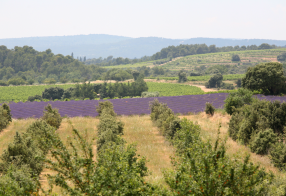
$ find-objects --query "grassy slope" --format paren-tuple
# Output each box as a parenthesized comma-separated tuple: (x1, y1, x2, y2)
(99, 48, 286, 70)
(162, 48, 286, 71)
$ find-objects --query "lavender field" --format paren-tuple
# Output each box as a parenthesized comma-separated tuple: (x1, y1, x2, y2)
(5, 93, 286, 119)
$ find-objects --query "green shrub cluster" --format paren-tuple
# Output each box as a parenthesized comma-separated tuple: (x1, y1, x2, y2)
(0, 120, 55, 195)
(0, 103, 12, 132)
(228, 98, 286, 170)
(224, 88, 253, 115)
(141, 91, 159, 98)
(42, 104, 62, 129)
(150, 100, 271, 195)
(149, 99, 181, 139)
(96, 101, 124, 151)
(205, 102, 215, 116)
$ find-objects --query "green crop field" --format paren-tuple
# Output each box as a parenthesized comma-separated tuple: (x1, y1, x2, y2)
(0, 84, 76, 103)
(146, 82, 204, 96)
(162, 48, 286, 71)
(146, 74, 245, 81)
(0, 82, 207, 103)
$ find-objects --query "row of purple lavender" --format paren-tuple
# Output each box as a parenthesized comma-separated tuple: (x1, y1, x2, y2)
(5, 93, 286, 119)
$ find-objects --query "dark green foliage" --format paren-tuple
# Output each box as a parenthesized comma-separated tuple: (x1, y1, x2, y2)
(96, 101, 116, 116)
(0, 103, 12, 132)
(228, 99, 286, 145)
(8, 77, 27, 85)
(205, 102, 215, 116)
(72, 82, 96, 100)
(235, 78, 242, 87)
(96, 105, 124, 151)
(0, 132, 44, 177)
(42, 87, 64, 100)
(0, 80, 8, 86)
(132, 70, 140, 81)
(232, 54, 241, 61)
(25, 121, 55, 154)
(61, 87, 74, 99)
(149, 99, 181, 139)
(165, 120, 269, 195)
(103, 68, 133, 81)
(178, 70, 187, 83)
(0, 164, 38, 196)
(152, 43, 277, 60)
(27, 94, 42, 102)
(250, 129, 277, 155)
(141, 91, 159, 98)
(205, 73, 223, 88)
(269, 142, 286, 170)
(242, 62, 286, 95)
(224, 88, 253, 115)
(220, 82, 235, 90)
(42, 104, 62, 129)
(277, 52, 286, 61)
(28, 79, 34, 85)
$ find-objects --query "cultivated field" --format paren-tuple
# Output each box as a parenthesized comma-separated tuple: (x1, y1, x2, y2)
(161, 48, 286, 71)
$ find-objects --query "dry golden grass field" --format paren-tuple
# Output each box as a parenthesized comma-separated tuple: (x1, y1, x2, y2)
(1, 111, 285, 194)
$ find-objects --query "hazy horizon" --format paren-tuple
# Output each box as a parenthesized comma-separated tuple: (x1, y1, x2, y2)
(1, 0, 285, 40)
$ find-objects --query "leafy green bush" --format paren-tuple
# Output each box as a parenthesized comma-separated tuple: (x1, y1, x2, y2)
(232, 54, 241, 61)
(250, 129, 277, 155)
(149, 99, 181, 139)
(269, 142, 286, 170)
(164, 120, 269, 195)
(0, 103, 12, 132)
(228, 99, 286, 144)
(221, 82, 235, 90)
(42, 104, 62, 129)
(8, 77, 27, 86)
(27, 94, 42, 102)
(0, 132, 44, 177)
(96, 101, 116, 116)
(235, 78, 242, 87)
(42, 87, 64, 100)
(141, 91, 160, 98)
(224, 88, 253, 115)
(96, 108, 124, 152)
(0, 164, 38, 196)
(205, 73, 223, 88)
(0, 80, 8, 86)
(178, 70, 187, 83)
(205, 102, 215, 116)
(277, 52, 286, 61)
(242, 62, 286, 95)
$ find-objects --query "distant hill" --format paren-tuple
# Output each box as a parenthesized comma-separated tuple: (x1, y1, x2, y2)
(1, 34, 286, 59)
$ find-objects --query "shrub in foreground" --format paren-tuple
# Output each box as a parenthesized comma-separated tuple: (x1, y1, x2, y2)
(205, 102, 215, 116)
(0, 103, 12, 132)
(96, 101, 116, 116)
(42, 104, 62, 129)
(164, 120, 269, 195)
(224, 88, 253, 115)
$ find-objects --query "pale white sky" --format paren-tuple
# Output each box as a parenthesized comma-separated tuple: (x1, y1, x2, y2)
(1, 0, 286, 40)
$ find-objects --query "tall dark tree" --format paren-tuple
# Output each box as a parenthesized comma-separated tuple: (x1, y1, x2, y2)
(242, 62, 286, 95)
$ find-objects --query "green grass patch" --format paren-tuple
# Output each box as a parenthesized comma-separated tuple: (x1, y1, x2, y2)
(0, 84, 75, 103)
(146, 82, 204, 96)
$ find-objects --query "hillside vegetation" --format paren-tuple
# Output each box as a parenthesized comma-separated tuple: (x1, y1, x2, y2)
(161, 49, 286, 72)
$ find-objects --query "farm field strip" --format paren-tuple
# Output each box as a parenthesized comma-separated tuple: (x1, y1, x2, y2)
(5, 93, 286, 119)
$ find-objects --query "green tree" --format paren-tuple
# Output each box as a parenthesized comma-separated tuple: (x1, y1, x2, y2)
(205, 73, 223, 88)
(242, 62, 286, 95)
(231, 54, 240, 61)
(178, 70, 187, 83)
(277, 52, 286, 62)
